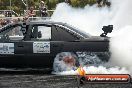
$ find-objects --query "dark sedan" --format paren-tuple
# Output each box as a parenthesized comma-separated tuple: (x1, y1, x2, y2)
(0, 21, 111, 70)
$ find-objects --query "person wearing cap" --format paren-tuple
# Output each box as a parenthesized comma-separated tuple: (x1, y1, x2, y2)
(39, 1, 48, 17)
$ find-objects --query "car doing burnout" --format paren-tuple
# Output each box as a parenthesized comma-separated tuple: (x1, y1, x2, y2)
(0, 21, 112, 69)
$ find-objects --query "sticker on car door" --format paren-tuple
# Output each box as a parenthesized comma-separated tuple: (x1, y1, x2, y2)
(33, 42, 50, 53)
(0, 43, 14, 54)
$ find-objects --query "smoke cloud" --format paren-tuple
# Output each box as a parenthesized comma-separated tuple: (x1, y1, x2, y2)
(51, 3, 110, 36)
(109, 26, 132, 73)
(51, 0, 132, 75)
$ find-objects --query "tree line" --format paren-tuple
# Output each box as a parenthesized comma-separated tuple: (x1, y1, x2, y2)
(0, 0, 97, 15)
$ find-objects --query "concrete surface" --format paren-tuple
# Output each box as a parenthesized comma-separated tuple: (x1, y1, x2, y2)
(0, 72, 132, 88)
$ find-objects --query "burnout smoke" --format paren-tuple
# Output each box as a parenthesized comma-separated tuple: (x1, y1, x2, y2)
(51, 2, 110, 36)
(51, 0, 132, 75)
(109, 26, 132, 72)
(109, 0, 132, 74)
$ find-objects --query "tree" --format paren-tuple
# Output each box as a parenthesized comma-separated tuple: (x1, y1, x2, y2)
(0, 0, 97, 15)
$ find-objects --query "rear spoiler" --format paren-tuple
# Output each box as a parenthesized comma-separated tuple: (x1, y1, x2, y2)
(100, 25, 113, 37)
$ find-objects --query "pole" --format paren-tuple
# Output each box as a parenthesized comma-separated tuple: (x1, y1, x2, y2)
(10, 0, 11, 10)
(26, 0, 28, 16)
(26, 0, 28, 11)
(9, 0, 12, 17)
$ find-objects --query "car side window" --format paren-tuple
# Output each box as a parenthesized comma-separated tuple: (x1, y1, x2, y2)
(52, 25, 79, 41)
(32, 25, 51, 40)
(6, 26, 23, 36)
(5, 25, 24, 40)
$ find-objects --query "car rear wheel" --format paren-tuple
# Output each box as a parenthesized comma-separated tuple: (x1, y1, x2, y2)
(53, 52, 79, 72)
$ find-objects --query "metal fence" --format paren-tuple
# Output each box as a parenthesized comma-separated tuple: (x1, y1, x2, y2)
(0, 10, 19, 17)
(0, 17, 52, 28)
(0, 10, 54, 18)
(24, 10, 54, 17)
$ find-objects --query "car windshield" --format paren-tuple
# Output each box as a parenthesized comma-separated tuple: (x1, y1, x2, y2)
(0, 23, 10, 29)
(0, 23, 12, 33)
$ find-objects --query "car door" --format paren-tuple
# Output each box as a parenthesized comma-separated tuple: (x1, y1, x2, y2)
(0, 24, 27, 67)
(51, 24, 79, 54)
(24, 24, 53, 68)
(51, 24, 109, 52)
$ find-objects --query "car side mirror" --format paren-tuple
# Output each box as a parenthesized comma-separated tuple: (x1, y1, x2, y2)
(38, 31, 42, 38)
(21, 28, 26, 34)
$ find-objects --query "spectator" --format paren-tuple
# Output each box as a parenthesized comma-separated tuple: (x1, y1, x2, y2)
(17, 18, 20, 22)
(96, 0, 111, 7)
(0, 19, 2, 28)
(26, 6, 36, 21)
(23, 16, 28, 22)
(97, 0, 105, 7)
(27, 6, 36, 17)
(39, 1, 48, 17)
(65, 0, 71, 5)
(0, 19, 7, 27)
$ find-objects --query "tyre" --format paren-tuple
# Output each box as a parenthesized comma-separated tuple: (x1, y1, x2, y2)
(53, 52, 79, 72)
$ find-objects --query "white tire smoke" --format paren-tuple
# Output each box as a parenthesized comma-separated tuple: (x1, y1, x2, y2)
(109, 26, 132, 73)
(51, 0, 132, 75)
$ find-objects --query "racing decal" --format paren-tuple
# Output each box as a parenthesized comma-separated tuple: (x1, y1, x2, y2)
(33, 42, 50, 53)
(0, 43, 14, 54)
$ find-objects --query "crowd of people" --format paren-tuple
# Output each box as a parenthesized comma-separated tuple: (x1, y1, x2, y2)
(0, 0, 111, 28)
(96, 0, 111, 7)
(0, 18, 22, 28)
(0, 0, 49, 28)
(24, 1, 49, 20)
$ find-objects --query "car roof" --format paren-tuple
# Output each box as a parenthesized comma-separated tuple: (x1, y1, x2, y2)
(0, 21, 91, 38)
(28, 21, 91, 37)
(27, 20, 64, 25)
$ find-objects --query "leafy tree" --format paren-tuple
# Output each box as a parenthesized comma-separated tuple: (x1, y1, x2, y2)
(0, 0, 97, 15)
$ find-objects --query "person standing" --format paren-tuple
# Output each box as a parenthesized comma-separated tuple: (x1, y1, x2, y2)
(96, 0, 110, 7)
(28, 6, 36, 17)
(25, 6, 36, 21)
(0, 19, 2, 28)
(39, 1, 48, 17)
(65, 0, 71, 5)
